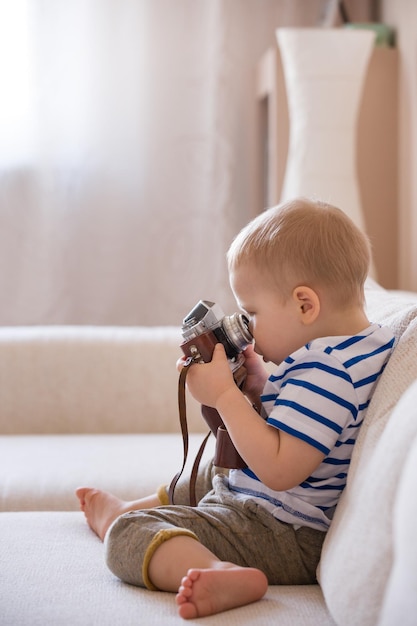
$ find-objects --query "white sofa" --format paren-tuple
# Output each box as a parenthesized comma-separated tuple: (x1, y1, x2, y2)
(1, 279, 417, 625)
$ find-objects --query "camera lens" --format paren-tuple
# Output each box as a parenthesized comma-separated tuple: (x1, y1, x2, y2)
(222, 313, 253, 353)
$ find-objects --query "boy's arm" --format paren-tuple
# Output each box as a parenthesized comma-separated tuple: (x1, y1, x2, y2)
(183, 344, 325, 491)
(216, 386, 325, 491)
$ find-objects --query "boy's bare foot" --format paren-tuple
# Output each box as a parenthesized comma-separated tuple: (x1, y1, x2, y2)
(76, 488, 133, 541)
(175, 564, 268, 619)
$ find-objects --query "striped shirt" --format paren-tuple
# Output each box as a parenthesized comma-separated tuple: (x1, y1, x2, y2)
(228, 323, 395, 531)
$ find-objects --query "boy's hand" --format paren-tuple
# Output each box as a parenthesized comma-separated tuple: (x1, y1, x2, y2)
(177, 343, 236, 408)
(241, 344, 268, 403)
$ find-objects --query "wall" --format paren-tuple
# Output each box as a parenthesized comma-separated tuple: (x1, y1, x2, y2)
(380, 0, 417, 290)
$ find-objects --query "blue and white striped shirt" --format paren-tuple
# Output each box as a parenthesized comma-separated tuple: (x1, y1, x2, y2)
(228, 323, 395, 531)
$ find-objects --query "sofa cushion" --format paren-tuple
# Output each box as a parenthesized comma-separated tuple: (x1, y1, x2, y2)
(364, 278, 417, 339)
(0, 433, 215, 511)
(378, 427, 417, 626)
(318, 325, 417, 626)
(0, 325, 204, 435)
(0, 511, 336, 625)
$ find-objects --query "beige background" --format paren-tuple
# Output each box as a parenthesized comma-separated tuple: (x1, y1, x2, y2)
(0, 1, 413, 327)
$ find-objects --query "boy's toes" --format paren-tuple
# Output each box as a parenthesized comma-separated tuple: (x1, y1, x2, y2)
(75, 487, 92, 507)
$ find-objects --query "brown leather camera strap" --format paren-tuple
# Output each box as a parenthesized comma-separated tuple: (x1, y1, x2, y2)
(168, 358, 211, 506)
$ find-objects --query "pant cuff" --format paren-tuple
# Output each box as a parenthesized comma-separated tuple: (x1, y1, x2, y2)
(156, 484, 169, 506)
(142, 528, 199, 590)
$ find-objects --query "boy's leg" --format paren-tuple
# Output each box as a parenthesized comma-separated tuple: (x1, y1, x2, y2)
(148, 534, 268, 619)
(75, 488, 162, 541)
(105, 508, 268, 619)
(160, 457, 217, 506)
(75, 458, 216, 540)
(105, 475, 324, 590)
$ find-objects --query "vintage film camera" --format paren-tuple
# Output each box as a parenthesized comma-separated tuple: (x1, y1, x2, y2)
(180, 300, 253, 468)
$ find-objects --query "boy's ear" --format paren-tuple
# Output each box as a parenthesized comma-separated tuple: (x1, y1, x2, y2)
(292, 286, 320, 325)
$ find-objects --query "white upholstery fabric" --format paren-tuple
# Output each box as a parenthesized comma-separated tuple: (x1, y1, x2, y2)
(0, 325, 214, 513)
(0, 433, 215, 512)
(0, 325, 204, 435)
(0, 511, 335, 626)
(378, 429, 417, 626)
(318, 291, 417, 626)
(364, 278, 417, 339)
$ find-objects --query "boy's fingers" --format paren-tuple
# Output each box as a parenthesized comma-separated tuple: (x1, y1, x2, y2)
(213, 343, 227, 359)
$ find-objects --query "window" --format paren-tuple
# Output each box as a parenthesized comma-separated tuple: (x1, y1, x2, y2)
(0, 1, 35, 167)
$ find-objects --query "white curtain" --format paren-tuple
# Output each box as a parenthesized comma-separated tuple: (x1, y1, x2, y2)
(0, 0, 324, 326)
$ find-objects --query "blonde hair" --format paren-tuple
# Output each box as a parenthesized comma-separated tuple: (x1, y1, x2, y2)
(227, 198, 371, 307)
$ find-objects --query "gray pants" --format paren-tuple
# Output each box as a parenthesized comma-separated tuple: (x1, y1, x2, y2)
(105, 462, 325, 590)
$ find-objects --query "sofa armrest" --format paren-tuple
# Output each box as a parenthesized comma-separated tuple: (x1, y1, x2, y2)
(0, 326, 205, 435)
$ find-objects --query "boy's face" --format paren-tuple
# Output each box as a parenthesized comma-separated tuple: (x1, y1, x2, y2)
(230, 265, 307, 365)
